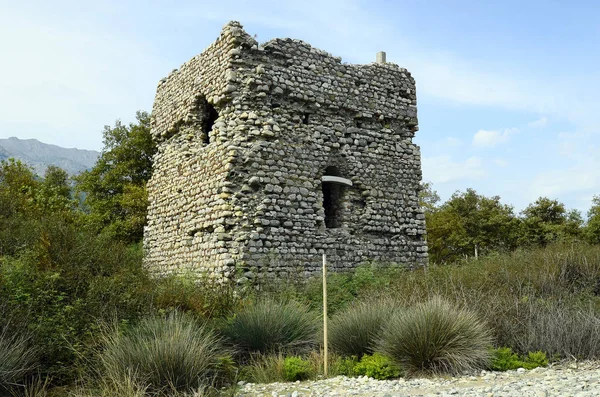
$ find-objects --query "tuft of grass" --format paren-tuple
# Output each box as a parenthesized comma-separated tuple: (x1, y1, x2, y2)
(377, 297, 493, 376)
(240, 351, 352, 383)
(0, 329, 38, 394)
(70, 373, 148, 397)
(224, 299, 319, 356)
(98, 311, 228, 395)
(239, 353, 286, 384)
(329, 298, 400, 357)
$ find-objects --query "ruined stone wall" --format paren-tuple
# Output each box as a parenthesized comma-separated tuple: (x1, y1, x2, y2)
(144, 21, 428, 281)
(144, 23, 253, 277)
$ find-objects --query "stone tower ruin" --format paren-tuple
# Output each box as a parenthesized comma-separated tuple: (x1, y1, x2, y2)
(144, 21, 428, 280)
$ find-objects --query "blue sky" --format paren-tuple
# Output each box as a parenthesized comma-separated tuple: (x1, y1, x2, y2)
(1, 0, 598, 214)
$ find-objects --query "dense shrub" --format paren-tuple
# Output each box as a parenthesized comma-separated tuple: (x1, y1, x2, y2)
(283, 356, 312, 381)
(152, 274, 242, 319)
(332, 356, 359, 377)
(522, 351, 549, 369)
(98, 311, 228, 395)
(489, 347, 548, 371)
(496, 299, 600, 359)
(224, 299, 319, 355)
(0, 230, 153, 382)
(295, 264, 404, 314)
(353, 353, 401, 380)
(329, 298, 399, 357)
(377, 297, 493, 376)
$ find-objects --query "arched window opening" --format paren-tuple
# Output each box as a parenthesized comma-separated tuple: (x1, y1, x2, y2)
(321, 166, 351, 229)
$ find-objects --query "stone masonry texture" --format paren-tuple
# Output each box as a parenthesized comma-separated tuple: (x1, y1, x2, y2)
(143, 21, 428, 281)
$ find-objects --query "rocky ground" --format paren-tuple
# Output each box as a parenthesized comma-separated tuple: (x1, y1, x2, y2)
(236, 362, 600, 396)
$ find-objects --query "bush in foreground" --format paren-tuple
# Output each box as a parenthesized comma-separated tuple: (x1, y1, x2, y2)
(283, 356, 312, 381)
(353, 353, 401, 380)
(329, 298, 399, 357)
(98, 311, 227, 395)
(489, 347, 548, 371)
(0, 328, 38, 394)
(0, 327, 38, 395)
(224, 299, 319, 356)
(377, 297, 493, 376)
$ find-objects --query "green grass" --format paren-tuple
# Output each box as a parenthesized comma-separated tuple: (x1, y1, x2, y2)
(377, 297, 493, 376)
(98, 311, 227, 395)
(0, 328, 38, 394)
(328, 298, 400, 357)
(223, 299, 319, 356)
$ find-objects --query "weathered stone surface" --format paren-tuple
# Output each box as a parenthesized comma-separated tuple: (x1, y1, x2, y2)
(143, 21, 428, 280)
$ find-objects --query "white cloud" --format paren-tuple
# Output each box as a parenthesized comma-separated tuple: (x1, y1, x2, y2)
(410, 54, 600, 132)
(529, 166, 599, 199)
(493, 158, 509, 167)
(528, 116, 548, 128)
(472, 128, 518, 148)
(430, 137, 462, 152)
(422, 155, 485, 184)
(528, 131, 600, 209)
(444, 137, 462, 147)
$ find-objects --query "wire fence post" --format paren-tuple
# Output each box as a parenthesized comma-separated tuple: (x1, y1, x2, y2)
(323, 252, 328, 377)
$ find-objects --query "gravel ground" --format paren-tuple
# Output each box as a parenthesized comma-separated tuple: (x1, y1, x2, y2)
(236, 362, 600, 396)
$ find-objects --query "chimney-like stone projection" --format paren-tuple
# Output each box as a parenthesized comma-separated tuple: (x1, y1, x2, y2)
(143, 21, 428, 281)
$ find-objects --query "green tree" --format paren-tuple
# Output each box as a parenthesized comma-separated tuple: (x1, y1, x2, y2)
(585, 195, 600, 244)
(36, 165, 75, 215)
(426, 189, 519, 263)
(75, 111, 156, 243)
(519, 197, 582, 246)
(0, 160, 77, 258)
(419, 181, 440, 214)
(42, 166, 70, 199)
(0, 159, 38, 216)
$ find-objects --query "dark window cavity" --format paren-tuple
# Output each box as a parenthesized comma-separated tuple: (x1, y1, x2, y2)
(322, 166, 344, 229)
(201, 100, 218, 145)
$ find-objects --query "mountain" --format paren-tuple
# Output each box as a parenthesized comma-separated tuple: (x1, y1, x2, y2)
(0, 137, 100, 176)
(0, 145, 9, 162)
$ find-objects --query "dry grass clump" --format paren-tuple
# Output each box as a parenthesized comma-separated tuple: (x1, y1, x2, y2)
(223, 299, 319, 356)
(377, 297, 493, 376)
(329, 298, 400, 357)
(0, 328, 38, 394)
(98, 311, 226, 395)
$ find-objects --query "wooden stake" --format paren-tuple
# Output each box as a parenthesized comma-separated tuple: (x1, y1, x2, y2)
(323, 253, 328, 377)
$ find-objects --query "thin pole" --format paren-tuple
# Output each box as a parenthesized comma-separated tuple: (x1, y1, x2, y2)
(323, 253, 328, 377)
